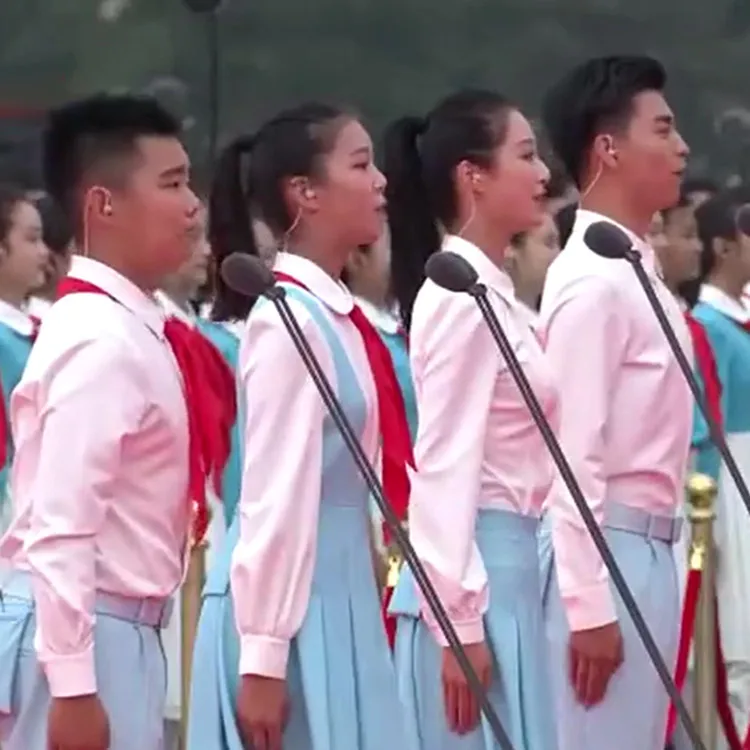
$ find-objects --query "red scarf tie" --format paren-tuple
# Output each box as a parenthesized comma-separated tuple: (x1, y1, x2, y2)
(684, 311, 722, 430)
(57, 277, 237, 542)
(274, 272, 414, 525)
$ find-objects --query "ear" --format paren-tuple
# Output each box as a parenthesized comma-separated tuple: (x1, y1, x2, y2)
(455, 160, 484, 195)
(591, 133, 619, 171)
(85, 185, 114, 218)
(286, 176, 320, 215)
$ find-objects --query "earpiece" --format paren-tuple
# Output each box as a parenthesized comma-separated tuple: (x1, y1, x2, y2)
(303, 188, 315, 200)
(604, 135, 617, 158)
(102, 199, 113, 216)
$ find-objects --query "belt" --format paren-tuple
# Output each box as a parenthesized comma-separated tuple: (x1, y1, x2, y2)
(0, 571, 173, 629)
(603, 503, 682, 544)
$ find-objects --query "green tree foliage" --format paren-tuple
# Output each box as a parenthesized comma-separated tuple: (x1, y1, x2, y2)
(0, 0, 749, 180)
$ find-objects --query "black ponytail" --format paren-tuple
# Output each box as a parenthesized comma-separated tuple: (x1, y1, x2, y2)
(209, 134, 256, 321)
(384, 116, 439, 331)
(384, 90, 513, 331)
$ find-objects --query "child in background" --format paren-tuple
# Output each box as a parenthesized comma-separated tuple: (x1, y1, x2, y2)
(504, 211, 560, 318)
(0, 186, 49, 533)
(27, 196, 74, 319)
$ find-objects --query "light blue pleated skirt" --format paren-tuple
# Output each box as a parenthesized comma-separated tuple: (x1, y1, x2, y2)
(187, 501, 411, 750)
(388, 508, 558, 750)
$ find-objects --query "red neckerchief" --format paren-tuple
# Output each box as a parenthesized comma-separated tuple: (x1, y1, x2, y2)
(684, 311, 723, 430)
(57, 277, 236, 542)
(275, 272, 414, 530)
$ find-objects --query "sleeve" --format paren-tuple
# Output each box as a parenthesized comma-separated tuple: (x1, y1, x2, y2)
(230, 301, 327, 679)
(542, 276, 628, 632)
(20, 338, 146, 698)
(408, 292, 500, 646)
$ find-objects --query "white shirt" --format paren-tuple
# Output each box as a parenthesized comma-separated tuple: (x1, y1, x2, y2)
(0, 256, 191, 698)
(230, 252, 378, 678)
(408, 234, 559, 645)
(540, 209, 693, 631)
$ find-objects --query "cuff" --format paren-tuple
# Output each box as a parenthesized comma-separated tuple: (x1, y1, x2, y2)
(428, 615, 485, 647)
(239, 634, 290, 679)
(562, 579, 618, 632)
(42, 645, 97, 698)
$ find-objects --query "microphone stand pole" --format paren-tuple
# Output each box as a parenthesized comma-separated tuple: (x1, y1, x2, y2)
(465, 281, 707, 750)
(263, 285, 516, 750)
(624, 247, 750, 517)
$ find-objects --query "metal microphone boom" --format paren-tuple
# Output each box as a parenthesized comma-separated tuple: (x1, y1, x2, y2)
(221, 252, 516, 750)
(425, 250, 707, 750)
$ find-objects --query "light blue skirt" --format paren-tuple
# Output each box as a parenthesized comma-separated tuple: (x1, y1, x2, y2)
(187, 502, 411, 750)
(389, 508, 558, 750)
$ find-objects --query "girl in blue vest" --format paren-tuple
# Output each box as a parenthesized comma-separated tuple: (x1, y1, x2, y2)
(0, 185, 49, 533)
(691, 188, 750, 740)
(187, 102, 414, 750)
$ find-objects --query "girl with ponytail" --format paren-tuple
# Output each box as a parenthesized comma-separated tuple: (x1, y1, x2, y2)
(187, 103, 413, 750)
(384, 90, 559, 750)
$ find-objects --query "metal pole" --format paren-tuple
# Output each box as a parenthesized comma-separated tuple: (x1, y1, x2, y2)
(688, 473, 718, 750)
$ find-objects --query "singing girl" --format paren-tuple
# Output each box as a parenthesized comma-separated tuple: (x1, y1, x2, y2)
(187, 102, 413, 750)
(384, 89, 558, 750)
(0, 186, 48, 533)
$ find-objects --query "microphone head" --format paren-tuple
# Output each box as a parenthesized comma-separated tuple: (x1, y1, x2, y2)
(220, 253, 276, 298)
(737, 204, 750, 237)
(583, 222, 633, 260)
(425, 252, 479, 293)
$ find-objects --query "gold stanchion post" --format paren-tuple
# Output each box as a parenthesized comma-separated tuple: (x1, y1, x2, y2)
(687, 472, 718, 750)
(178, 507, 209, 750)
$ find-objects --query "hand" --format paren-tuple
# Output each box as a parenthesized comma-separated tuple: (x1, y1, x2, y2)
(568, 621, 624, 707)
(441, 641, 492, 735)
(47, 694, 110, 750)
(237, 674, 289, 750)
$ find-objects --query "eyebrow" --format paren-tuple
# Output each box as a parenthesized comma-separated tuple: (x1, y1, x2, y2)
(160, 164, 189, 179)
(654, 114, 674, 126)
(349, 146, 371, 157)
(516, 137, 536, 147)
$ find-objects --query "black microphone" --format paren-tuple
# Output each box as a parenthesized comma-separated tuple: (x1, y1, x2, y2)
(220, 253, 516, 750)
(425, 250, 706, 750)
(584, 220, 750, 524)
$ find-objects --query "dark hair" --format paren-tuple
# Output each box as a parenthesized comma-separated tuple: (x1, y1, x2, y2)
(35, 195, 73, 256)
(682, 177, 718, 200)
(546, 163, 574, 201)
(554, 203, 578, 247)
(0, 184, 31, 245)
(42, 93, 182, 226)
(542, 56, 667, 188)
(384, 89, 513, 329)
(694, 186, 750, 282)
(208, 102, 350, 322)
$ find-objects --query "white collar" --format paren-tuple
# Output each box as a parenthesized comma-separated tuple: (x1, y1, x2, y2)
(699, 283, 750, 324)
(573, 209, 659, 277)
(67, 256, 166, 339)
(273, 252, 353, 315)
(442, 234, 518, 305)
(353, 296, 400, 334)
(154, 290, 196, 327)
(0, 299, 34, 337)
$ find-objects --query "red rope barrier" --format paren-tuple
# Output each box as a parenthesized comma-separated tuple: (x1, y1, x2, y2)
(667, 568, 703, 742)
(666, 569, 750, 748)
(713, 597, 750, 749)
